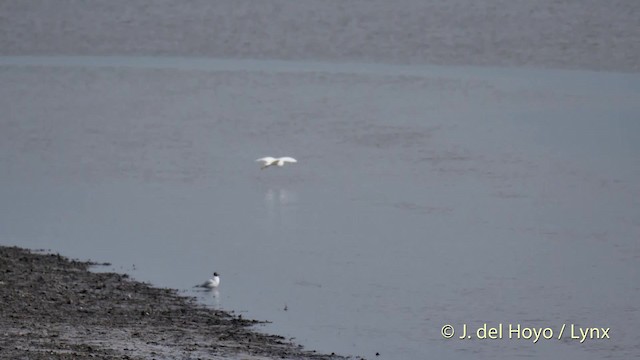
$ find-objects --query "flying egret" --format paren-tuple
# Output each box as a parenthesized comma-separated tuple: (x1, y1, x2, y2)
(195, 272, 220, 289)
(256, 156, 297, 169)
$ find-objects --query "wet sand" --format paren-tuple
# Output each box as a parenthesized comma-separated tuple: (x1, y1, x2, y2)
(0, 245, 347, 359)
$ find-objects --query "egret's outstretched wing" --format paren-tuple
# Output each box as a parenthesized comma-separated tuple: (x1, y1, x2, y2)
(278, 157, 297, 163)
(256, 157, 276, 164)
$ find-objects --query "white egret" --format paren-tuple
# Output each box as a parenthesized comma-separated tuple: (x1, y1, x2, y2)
(256, 156, 297, 169)
(195, 272, 220, 289)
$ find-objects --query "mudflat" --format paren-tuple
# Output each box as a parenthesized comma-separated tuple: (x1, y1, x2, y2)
(0, 246, 346, 359)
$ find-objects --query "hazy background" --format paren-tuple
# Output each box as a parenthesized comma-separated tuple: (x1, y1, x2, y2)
(1, 1, 639, 359)
(1, 0, 639, 72)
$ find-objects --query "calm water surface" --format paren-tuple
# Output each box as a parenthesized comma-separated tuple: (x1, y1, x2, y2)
(1, 56, 639, 359)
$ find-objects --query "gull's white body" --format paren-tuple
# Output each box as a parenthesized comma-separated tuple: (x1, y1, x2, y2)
(256, 156, 297, 169)
(196, 272, 220, 289)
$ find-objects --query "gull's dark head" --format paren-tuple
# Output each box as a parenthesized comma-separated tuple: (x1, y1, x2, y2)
(213, 272, 219, 277)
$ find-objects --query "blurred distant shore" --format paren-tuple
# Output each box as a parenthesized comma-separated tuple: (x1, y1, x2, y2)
(1, 0, 638, 72)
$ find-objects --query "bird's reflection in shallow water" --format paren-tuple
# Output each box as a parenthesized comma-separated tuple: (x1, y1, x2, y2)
(264, 187, 297, 204)
(264, 187, 298, 229)
(193, 287, 221, 309)
(208, 288, 221, 310)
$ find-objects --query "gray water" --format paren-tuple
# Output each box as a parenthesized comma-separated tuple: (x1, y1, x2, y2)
(1, 56, 639, 359)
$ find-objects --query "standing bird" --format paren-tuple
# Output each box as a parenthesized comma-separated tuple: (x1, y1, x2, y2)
(256, 156, 297, 169)
(195, 272, 220, 289)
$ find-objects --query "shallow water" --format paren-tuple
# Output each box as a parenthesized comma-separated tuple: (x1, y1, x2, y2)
(1, 56, 639, 359)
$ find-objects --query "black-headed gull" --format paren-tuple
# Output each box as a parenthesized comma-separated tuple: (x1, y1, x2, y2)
(195, 272, 220, 289)
(256, 156, 297, 169)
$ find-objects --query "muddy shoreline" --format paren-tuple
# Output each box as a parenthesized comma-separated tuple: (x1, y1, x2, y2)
(0, 246, 348, 359)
